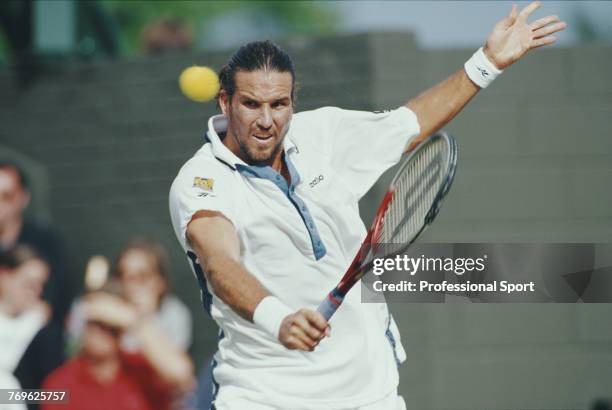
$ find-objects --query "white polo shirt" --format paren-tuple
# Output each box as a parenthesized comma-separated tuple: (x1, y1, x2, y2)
(169, 106, 420, 409)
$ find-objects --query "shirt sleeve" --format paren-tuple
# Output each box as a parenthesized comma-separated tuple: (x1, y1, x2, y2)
(169, 157, 238, 251)
(307, 106, 420, 199)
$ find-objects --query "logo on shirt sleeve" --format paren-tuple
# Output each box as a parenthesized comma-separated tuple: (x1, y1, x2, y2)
(193, 177, 215, 196)
(193, 176, 214, 191)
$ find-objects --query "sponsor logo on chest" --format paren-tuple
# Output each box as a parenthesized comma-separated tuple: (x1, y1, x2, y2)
(309, 174, 324, 188)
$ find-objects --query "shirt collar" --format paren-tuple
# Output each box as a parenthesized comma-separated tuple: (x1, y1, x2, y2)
(206, 115, 245, 170)
(206, 114, 299, 170)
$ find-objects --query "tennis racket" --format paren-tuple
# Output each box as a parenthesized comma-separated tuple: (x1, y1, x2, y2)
(317, 131, 458, 320)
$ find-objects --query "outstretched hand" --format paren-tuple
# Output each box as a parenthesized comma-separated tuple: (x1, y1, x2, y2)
(484, 1, 567, 70)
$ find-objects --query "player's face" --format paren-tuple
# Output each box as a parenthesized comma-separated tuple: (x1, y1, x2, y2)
(220, 69, 293, 168)
(0, 169, 29, 228)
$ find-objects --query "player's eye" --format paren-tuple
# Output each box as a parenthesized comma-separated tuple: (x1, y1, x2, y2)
(243, 100, 258, 108)
(272, 100, 288, 109)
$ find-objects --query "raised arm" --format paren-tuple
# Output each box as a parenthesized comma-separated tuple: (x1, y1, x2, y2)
(83, 293, 194, 391)
(406, 1, 566, 149)
(187, 210, 329, 351)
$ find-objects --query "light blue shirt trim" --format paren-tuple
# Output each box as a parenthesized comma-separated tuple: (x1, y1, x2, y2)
(235, 155, 327, 260)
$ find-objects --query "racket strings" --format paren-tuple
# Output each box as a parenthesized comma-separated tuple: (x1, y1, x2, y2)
(381, 140, 448, 244)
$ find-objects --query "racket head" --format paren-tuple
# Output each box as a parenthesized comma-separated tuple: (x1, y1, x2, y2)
(379, 131, 457, 248)
(335, 132, 457, 295)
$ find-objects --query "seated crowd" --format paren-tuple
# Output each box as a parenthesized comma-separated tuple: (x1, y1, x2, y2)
(0, 162, 205, 410)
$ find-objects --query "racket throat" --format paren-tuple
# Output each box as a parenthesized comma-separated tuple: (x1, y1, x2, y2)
(328, 288, 345, 305)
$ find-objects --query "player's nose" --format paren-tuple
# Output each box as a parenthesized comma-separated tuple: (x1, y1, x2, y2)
(256, 106, 273, 129)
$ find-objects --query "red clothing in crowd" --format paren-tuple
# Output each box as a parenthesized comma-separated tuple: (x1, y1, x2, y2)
(41, 352, 172, 410)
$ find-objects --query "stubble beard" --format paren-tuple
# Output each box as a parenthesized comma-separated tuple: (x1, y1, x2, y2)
(235, 133, 285, 167)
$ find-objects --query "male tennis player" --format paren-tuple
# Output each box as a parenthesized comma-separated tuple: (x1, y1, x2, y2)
(169, 3, 565, 409)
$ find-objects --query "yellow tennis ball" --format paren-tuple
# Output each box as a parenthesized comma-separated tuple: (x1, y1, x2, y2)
(179, 66, 220, 102)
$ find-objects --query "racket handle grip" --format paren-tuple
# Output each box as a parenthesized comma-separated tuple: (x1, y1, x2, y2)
(317, 289, 345, 321)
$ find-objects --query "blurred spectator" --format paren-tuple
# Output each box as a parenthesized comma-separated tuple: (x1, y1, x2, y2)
(141, 18, 193, 56)
(0, 372, 26, 410)
(194, 359, 215, 410)
(0, 162, 73, 326)
(0, 245, 64, 409)
(43, 288, 194, 410)
(67, 240, 192, 353)
(116, 240, 192, 352)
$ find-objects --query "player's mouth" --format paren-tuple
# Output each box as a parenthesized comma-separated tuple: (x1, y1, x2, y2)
(252, 134, 274, 146)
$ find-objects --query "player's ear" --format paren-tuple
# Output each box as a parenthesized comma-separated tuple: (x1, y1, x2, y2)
(218, 89, 230, 116)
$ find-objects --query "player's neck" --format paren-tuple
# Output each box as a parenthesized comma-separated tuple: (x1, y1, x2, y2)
(270, 152, 285, 175)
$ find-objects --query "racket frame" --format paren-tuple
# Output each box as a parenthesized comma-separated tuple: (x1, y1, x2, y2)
(317, 132, 458, 320)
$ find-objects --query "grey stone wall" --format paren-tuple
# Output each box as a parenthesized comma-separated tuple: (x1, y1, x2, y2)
(1, 32, 610, 409)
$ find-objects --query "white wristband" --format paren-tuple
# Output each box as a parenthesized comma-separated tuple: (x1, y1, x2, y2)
(253, 296, 293, 340)
(464, 47, 503, 89)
